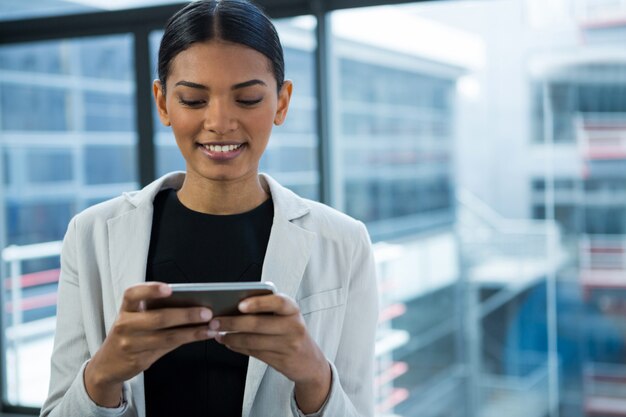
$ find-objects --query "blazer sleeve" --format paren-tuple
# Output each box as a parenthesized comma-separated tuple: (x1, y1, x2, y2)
(40, 217, 133, 417)
(291, 221, 379, 417)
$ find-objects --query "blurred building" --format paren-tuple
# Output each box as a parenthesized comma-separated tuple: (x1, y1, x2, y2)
(529, 2, 626, 415)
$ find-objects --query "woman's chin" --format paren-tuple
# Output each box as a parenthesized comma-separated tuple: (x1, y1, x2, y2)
(187, 166, 257, 184)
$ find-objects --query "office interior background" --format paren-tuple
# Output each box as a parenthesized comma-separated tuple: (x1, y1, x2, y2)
(0, 0, 625, 415)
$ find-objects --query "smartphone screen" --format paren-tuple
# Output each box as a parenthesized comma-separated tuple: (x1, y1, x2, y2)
(145, 281, 277, 316)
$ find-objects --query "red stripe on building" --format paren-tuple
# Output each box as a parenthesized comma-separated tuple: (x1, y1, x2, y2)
(5, 292, 57, 312)
(5, 269, 60, 289)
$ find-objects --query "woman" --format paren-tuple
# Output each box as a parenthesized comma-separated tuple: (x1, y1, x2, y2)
(40, 1, 378, 416)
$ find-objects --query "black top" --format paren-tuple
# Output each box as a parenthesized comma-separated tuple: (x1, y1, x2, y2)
(144, 188, 274, 417)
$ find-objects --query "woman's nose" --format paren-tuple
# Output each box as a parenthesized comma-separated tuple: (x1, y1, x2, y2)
(203, 100, 237, 134)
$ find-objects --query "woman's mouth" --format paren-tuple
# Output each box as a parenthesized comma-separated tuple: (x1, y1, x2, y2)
(197, 142, 246, 161)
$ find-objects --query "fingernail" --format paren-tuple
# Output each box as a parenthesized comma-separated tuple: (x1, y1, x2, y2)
(200, 309, 211, 321)
(207, 330, 218, 338)
(160, 285, 171, 295)
(238, 301, 249, 312)
(209, 319, 220, 330)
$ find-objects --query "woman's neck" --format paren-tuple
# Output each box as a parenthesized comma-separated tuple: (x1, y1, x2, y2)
(176, 171, 269, 215)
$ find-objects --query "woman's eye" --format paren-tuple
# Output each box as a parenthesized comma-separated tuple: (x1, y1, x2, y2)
(178, 98, 205, 107)
(237, 98, 263, 106)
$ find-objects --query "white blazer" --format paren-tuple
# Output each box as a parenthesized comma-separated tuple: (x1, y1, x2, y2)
(40, 172, 379, 417)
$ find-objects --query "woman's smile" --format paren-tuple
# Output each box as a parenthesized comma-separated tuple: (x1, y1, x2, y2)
(197, 141, 247, 161)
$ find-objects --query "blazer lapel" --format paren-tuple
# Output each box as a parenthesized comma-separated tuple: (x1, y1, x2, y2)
(106, 172, 184, 417)
(107, 201, 155, 417)
(107, 203, 154, 313)
(107, 172, 184, 312)
(242, 175, 316, 417)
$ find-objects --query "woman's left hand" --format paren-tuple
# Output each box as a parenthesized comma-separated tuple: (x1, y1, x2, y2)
(209, 293, 331, 413)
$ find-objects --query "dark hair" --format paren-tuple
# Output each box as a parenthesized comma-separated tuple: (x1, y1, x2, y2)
(158, 0, 284, 94)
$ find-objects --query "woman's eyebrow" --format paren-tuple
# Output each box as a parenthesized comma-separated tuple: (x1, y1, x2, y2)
(173, 79, 267, 91)
(231, 79, 267, 90)
(174, 80, 208, 90)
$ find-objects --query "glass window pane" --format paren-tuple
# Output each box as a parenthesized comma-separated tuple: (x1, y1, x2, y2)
(78, 37, 133, 80)
(0, 34, 138, 408)
(0, 41, 64, 74)
(330, 7, 462, 416)
(334, 51, 455, 238)
(1, 85, 68, 131)
(84, 145, 136, 185)
(84, 92, 135, 131)
(26, 149, 73, 183)
(333, 1, 626, 417)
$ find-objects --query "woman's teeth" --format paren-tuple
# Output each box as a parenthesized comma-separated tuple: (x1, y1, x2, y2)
(203, 144, 242, 152)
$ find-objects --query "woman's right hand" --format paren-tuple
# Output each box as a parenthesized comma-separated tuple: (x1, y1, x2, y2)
(84, 282, 216, 407)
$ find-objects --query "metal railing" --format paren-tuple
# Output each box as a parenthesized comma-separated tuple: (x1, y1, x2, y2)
(579, 234, 626, 300)
(480, 353, 551, 417)
(575, 113, 626, 160)
(2, 241, 62, 405)
(579, 234, 626, 270)
(2, 241, 61, 329)
(584, 362, 626, 416)
(455, 188, 563, 417)
(456, 187, 562, 266)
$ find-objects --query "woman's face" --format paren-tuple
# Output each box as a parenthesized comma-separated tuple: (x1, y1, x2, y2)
(154, 41, 292, 184)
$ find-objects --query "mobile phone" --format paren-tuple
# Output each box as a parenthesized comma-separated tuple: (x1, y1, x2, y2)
(145, 281, 277, 316)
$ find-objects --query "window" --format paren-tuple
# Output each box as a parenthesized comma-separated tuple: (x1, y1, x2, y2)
(331, 20, 456, 240)
(330, 8, 463, 415)
(1, 85, 68, 131)
(0, 35, 138, 408)
(333, 1, 626, 416)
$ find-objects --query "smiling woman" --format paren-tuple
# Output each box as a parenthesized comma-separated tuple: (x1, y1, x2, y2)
(153, 40, 292, 204)
(39, 1, 378, 417)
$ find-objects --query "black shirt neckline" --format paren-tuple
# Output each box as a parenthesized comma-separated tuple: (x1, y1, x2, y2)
(168, 188, 274, 219)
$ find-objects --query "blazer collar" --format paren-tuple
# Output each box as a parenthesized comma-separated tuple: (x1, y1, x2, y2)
(107, 172, 316, 417)
(121, 171, 185, 209)
(120, 171, 311, 222)
(259, 173, 310, 222)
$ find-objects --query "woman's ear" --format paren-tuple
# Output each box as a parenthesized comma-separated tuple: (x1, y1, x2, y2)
(153, 80, 171, 127)
(274, 80, 293, 126)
